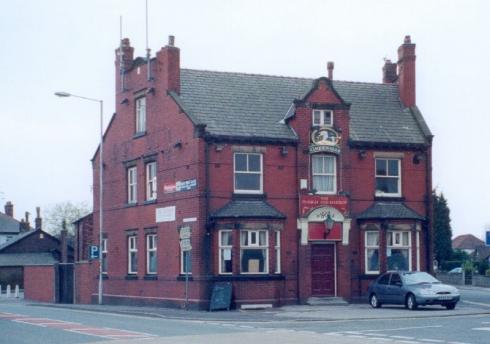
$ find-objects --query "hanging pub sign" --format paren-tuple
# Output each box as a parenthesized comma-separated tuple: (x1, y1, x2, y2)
(299, 194, 348, 216)
(309, 127, 341, 154)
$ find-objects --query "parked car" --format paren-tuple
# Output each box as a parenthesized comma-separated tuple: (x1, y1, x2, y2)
(448, 267, 463, 274)
(368, 271, 460, 310)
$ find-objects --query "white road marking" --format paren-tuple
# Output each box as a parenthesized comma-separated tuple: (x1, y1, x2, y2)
(358, 325, 443, 332)
(472, 327, 490, 331)
(419, 339, 444, 343)
(391, 335, 415, 339)
(448, 342, 473, 344)
(461, 300, 490, 307)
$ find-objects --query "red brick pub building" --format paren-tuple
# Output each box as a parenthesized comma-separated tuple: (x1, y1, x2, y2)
(75, 35, 433, 309)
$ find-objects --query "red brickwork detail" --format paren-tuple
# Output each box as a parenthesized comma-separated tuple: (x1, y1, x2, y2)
(24, 266, 55, 302)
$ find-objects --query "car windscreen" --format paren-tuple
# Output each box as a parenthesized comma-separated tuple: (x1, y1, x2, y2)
(402, 272, 440, 285)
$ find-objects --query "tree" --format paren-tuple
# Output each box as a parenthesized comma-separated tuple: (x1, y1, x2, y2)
(432, 191, 453, 264)
(44, 201, 91, 238)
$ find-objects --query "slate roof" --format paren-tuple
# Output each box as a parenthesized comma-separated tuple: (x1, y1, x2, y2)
(174, 69, 431, 145)
(0, 212, 21, 234)
(452, 234, 484, 250)
(210, 199, 286, 219)
(357, 202, 425, 220)
(0, 252, 58, 266)
(0, 230, 36, 251)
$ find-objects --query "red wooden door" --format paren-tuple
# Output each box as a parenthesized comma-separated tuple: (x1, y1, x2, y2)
(311, 244, 335, 296)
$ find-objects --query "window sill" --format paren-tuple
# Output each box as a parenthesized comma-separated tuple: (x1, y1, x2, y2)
(144, 275, 158, 280)
(133, 131, 147, 139)
(143, 199, 157, 205)
(125, 202, 138, 208)
(232, 193, 266, 199)
(177, 275, 193, 281)
(212, 274, 285, 282)
(125, 274, 138, 280)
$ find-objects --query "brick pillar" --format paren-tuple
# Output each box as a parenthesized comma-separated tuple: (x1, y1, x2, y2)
(61, 220, 68, 263)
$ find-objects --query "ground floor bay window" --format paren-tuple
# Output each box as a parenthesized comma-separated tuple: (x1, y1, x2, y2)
(386, 231, 411, 271)
(216, 227, 282, 275)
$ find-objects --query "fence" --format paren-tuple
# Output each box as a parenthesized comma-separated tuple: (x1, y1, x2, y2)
(0, 284, 23, 298)
(437, 272, 490, 287)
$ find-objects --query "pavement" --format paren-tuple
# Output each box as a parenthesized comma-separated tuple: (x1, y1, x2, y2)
(11, 286, 489, 324)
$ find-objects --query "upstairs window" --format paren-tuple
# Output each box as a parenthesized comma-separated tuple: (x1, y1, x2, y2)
(234, 153, 263, 194)
(146, 162, 157, 201)
(312, 109, 333, 126)
(375, 158, 401, 197)
(127, 166, 137, 204)
(135, 97, 146, 133)
(312, 155, 336, 194)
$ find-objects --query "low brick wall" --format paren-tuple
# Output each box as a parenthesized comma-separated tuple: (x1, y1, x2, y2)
(24, 265, 55, 302)
(436, 272, 464, 285)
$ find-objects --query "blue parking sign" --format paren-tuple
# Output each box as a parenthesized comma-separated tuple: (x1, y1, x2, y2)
(90, 245, 99, 259)
(486, 231, 490, 246)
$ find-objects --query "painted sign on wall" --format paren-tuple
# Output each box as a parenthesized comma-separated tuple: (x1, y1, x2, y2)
(164, 179, 197, 193)
(299, 194, 348, 216)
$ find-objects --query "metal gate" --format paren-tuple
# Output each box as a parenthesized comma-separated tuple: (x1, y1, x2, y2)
(57, 263, 74, 303)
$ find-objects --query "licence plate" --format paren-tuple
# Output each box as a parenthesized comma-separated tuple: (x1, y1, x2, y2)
(438, 295, 452, 300)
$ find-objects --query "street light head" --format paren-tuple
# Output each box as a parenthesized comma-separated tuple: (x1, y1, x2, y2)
(54, 91, 71, 97)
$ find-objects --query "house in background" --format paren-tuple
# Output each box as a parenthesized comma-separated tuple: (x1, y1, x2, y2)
(0, 202, 32, 245)
(452, 234, 484, 255)
(76, 35, 433, 308)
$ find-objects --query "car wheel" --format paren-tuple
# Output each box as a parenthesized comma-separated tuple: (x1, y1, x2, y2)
(406, 294, 418, 310)
(445, 303, 456, 310)
(369, 293, 382, 308)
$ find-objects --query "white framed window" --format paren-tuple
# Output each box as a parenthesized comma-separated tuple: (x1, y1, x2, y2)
(127, 166, 137, 204)
(135, 96, 146, 133)
(128, 236, 138, 274)
(234, 153, 263, 194)
(146, 234, 157, 274)
(275, 231, 281, 274)
(312, 155, 336, 194)
(365, 231, 379, 274)
(181, 249, 192, 274)
(387, 231, 411, 271)
(312, 109, 333, 126)
(219, 230, 233, 274)
(101, 238, 108, 274)
(146, 162, 157, 201)
(375, 158, 401, 197)
(240, 230, 268, 274)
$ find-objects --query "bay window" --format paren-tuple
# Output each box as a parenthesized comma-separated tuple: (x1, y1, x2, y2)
(219, 230, 233, 274)
(240, 230, 268, 273)
(275, 231, 281, 274)
(387, 231, 411, 271)
(312, 155, 336, 194)
(365, 231, 379, 274)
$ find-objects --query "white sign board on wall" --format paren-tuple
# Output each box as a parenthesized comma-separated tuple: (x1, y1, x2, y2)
(156, 206, 176, 223)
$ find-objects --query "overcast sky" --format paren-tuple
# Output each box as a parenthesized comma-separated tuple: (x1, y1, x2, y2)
(1, 0, 488, 239)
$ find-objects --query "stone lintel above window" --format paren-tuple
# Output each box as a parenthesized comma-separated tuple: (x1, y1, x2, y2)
(144, 227, 158, 234)
(214, 222, 283, 231)
(125, 229, 138, 236)
(123, 158, 139, 168)
(232, 145, 266, 153)
(373, 152, 405, 159)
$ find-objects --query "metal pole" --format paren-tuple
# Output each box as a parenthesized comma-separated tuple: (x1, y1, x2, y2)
(185, 251, 189, 310)
(98, 100, 104, 305)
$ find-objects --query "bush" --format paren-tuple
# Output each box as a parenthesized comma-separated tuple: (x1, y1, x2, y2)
(463, 260, 475, 273)
(486, 269, 490, 277)
(475, 260, 490, 275)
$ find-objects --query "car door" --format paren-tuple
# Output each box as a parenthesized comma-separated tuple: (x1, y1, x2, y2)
(387, 272, 405, 304)
(374, 273, 391, 303)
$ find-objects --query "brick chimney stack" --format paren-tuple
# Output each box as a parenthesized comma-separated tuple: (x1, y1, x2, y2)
(397, 35, 416, 107)
(382, 59, 397, 83)
(4, 201, 13, 217)
(61, 220, 68, 263)
(156, 35, 181, 94)
(327, 61, 334, 80)
(35, 207, 42, 230)
(24, 211, 30, 229)
(117, 38, 134, 72)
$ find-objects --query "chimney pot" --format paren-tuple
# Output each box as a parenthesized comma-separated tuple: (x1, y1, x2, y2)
(404, 35, 411, 44)
(382, 59, 398, 84)
(168, 35, 175, 47)
(4, 201, 13, 217)
(327, 61, 334, 80)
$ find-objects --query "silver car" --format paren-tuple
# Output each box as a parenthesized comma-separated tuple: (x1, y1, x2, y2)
(368, 271, 460, 310)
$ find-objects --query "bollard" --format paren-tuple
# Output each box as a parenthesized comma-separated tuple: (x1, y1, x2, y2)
(15, 285, 19, 298)
(6, 285, 11, 298)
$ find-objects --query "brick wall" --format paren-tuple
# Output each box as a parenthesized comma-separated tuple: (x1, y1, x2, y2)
(24, 265, 55, 302)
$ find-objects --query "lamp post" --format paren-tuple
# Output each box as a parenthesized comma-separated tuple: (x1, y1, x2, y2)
(55, 91, 104, 305)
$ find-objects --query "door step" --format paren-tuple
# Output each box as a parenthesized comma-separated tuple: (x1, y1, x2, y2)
(306, 297, 348, 306)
